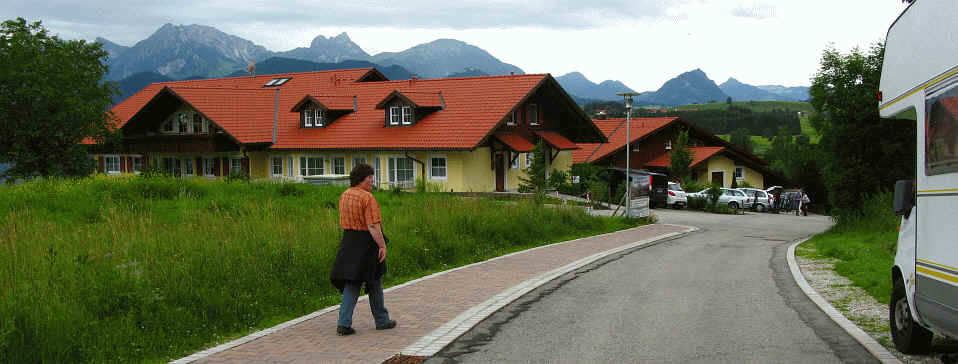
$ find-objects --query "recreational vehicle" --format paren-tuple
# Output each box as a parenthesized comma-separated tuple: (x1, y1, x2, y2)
(880, 0, 958, 354)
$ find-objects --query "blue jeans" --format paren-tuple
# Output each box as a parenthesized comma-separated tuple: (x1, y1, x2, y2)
(338, 278, 390, 328)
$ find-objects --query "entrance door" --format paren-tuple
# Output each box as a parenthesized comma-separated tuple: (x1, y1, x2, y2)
(495, 154, 505, 192)
(711, 171, 724, 187)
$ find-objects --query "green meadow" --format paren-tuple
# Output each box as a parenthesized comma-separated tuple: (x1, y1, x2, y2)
(796, 192, 898, 304)
(0, 176, 639, 363)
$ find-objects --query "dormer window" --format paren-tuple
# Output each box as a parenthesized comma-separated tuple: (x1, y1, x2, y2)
(528, 103, 539, 125)
(390, 106, 413, 125)
(303, 107, 325, 128)
(507, 110, 518, 126)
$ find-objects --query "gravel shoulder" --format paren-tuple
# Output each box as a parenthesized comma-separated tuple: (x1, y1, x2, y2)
(795, 243, 958, 363)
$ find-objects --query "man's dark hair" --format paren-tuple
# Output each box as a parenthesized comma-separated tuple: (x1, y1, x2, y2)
(350, 163, 375, 187)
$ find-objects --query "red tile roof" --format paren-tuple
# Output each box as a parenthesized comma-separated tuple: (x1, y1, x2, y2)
(572, 117, 678, 163)
(494, 133, 536, 152)
(103, 68, 596, 150)
(535, 130, 579, 150)
(644, 146, 725, 167)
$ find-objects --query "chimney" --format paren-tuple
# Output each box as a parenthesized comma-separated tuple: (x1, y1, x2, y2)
(410, 76, 418, 85)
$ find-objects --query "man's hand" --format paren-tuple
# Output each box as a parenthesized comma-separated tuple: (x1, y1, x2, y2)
(378, 246, 387, 262)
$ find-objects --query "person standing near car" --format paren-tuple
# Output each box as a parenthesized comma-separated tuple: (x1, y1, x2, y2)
(330, 163, 396, 336)
(794, 189, 804, 216)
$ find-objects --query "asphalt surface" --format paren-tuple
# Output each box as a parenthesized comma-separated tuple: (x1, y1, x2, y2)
(426, 209, 881, 364)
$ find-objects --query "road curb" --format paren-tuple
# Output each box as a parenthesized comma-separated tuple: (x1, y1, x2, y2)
(787, 238, 903, 364)
(396, 224, 699, 359)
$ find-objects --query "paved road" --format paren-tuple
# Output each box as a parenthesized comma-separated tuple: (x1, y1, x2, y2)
(426, 209, 881, 363)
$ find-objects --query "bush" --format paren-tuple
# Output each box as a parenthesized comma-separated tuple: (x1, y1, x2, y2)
(226, 170, 250, 183)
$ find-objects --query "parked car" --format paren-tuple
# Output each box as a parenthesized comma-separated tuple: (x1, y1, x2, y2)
(739, 188, 771, 212)
(667, 182, 687, 208)
(719, 188, 751, 210)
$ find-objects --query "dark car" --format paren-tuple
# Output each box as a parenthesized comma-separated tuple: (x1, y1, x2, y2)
(596, 168, 668, 208)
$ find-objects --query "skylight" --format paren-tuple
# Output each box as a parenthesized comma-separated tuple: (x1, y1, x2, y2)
(263, 77, 291, 87)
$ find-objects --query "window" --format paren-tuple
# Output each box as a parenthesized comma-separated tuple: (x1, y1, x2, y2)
(734, 166, 744, 180)
(510, 152, 519, 169)
(287, 156, 294, 177)
(178, 113, 189, 133)
(526, 153, 534, 168)
(203, 158, 214, 176)
(665, 140, 672, 150)
(389, 106, 413, 125)
(333, 156, 346, 174)
(314, 108, 325, 127)
(388, 156, 415, 187)
(300, 156, 323, 176)
(528, 103, 539, 125)
(202, 118, 209, 133)
(352, 156, 366, 171)
(402, 106, 413, 125)
(372, 156, 381, 187)
(264, 77, 291, 87)
(230, 158, 242, 174)
(271, 157, 283, 176)
(192, 113, 202, 134)
(160, 117, 176, 133)
(507, 110, 518, 126)
(183, 158, 194, 176)
(163, 157, 181, 176)
(133, 157, 143, 172)
(925, 82, 958, 175)
(304, 108, 314, 127)
(389, 107, 401, 125)
(104, 155, 121, 174)
(430, 156, 447, 180)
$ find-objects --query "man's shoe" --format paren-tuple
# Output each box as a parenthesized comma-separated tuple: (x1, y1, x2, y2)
(337, 326, 356, 336)
(376, 320, 397, 330)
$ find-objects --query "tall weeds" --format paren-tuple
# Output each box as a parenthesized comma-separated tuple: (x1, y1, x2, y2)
(0, 176, 636, 363)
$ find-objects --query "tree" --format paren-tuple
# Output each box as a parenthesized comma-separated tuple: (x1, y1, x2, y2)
(809, 43, 915, 210)
(519, 141, 548, 199)
(729, 127, 754, 154)
(669, 128, 694, 183)
(0, 18, 118, 179)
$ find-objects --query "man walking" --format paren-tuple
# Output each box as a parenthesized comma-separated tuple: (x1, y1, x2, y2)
(330, 163, 397, 336)
(794, 189, 805, 216)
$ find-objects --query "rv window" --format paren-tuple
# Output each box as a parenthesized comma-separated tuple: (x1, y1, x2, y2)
(925, 82, 958, 175)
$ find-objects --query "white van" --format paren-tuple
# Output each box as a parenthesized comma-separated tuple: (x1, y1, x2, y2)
(880, 0, 958, 354)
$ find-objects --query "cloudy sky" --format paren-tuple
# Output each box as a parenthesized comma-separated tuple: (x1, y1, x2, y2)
(4, 0, 908, 91)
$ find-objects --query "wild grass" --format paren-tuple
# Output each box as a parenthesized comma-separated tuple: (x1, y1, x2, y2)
(0, 176, 639, 363)
(798, 192, 897, 304)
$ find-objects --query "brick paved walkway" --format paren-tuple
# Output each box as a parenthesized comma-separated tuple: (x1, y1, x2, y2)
(184, 224, 690, 364)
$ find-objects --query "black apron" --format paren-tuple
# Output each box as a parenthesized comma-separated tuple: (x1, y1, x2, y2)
(330, 229, 387, 293)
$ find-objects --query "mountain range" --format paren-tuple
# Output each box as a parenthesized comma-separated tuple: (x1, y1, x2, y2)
(99, 23, 808, 106)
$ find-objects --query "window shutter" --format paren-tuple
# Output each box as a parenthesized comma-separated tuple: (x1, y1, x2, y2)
(213, 158, 220, 176)
(300, 109, 305, 128)
(119, 157, 127, 173)
(127, 157, 134, 171)
(242, 157, 250, 173)
(97, 156, 104, 173)
(196, 157, 202, 174)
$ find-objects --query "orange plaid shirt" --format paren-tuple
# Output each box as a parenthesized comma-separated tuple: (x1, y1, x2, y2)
(338, 186, 382, 231)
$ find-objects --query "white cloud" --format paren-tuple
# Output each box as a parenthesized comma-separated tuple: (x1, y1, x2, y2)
(730, 3, 777, 20)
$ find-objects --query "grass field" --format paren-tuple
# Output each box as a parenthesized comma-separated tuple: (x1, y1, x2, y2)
(795, 192, 897, 304)
(715, 134, 772, 156)
(670, 100, 814, 113)
(0, 176, 640, 363)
